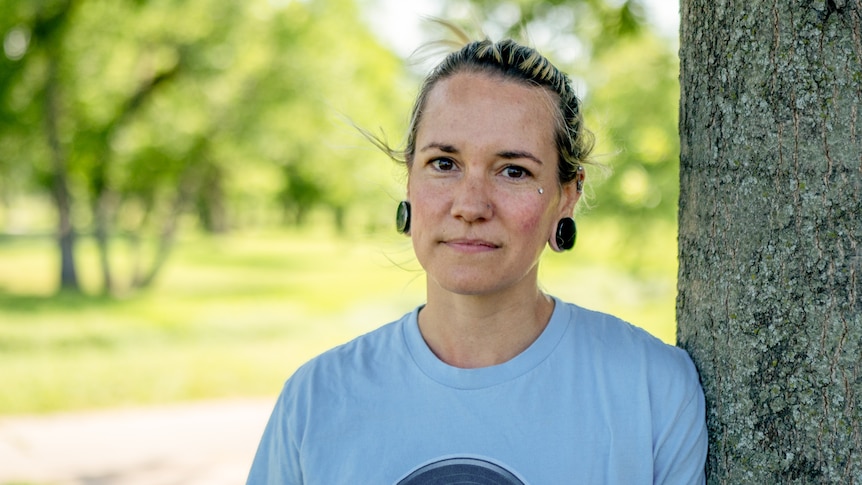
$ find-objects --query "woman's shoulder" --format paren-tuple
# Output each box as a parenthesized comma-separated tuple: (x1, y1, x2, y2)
(559, 300, 699, 381)
(557, 300, 704, 429)
(284, 309, 415, 389)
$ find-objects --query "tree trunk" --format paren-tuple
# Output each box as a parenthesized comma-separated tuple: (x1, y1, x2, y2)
(677, 1, 862, 482)
(196, 161, 228, 234)
(90, 60, 182, 295)
(132, 161, 199, 290)
(93, 190, 115, 295)
(44, 48, 79, 293)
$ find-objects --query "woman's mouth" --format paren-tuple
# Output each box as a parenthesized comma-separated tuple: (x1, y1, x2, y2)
(443, 239, 500, 252)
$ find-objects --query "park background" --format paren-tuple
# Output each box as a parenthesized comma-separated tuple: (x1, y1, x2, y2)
(0, 0, 681, 417)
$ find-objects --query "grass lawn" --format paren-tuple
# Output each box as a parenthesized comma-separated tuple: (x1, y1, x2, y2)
(0, 220, 678, 415)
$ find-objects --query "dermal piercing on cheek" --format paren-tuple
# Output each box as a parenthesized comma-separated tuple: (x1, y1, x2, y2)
(538, 187, 544, 195)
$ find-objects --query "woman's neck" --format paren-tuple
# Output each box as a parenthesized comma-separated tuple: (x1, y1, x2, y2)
(418, 283, 555, 369)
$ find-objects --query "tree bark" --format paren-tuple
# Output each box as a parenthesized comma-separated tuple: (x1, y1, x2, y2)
(678, 1, 862, 482)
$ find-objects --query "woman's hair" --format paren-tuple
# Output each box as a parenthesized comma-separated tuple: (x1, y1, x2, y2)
(373, 28, 594, 186)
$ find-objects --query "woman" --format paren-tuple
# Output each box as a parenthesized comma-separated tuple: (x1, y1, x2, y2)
(247, 35, 707, 484)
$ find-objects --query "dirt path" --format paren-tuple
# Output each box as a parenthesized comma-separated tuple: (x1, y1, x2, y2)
(0, 398, 273, 485)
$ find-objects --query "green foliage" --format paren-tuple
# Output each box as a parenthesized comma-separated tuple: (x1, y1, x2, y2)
(433, 0, 646, 41)
(0, 0, 410, 292)
(1, 0, 683, 288)
(586, 31, 680, 222)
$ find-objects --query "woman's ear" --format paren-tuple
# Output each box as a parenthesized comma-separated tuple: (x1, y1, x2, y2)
(548, 169, 584, 251)
(559, 169, 584, 218)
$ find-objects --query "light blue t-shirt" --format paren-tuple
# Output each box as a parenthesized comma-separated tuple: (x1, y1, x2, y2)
(247, 298, 707, 484)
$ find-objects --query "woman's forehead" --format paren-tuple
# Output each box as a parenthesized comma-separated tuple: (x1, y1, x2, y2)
(417, 72, 558, 146)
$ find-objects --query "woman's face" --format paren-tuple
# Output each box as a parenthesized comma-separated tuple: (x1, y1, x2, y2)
(408, 71, 580, 297)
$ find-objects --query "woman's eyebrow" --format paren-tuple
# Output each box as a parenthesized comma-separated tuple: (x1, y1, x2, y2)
(419, 142, 458, 153)
(498, 150, 544, 165)
(419, 144, 544, 165)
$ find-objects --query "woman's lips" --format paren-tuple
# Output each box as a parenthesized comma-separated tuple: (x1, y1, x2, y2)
(443, 239, 500, 252)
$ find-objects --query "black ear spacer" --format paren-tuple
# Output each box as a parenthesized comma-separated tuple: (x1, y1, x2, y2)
(396, 201, 411, 234)
(555, 217, 577, 251)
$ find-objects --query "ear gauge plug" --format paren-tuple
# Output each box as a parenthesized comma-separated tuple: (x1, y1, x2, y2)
(396, 201, 411, 234)
(554, 217, 577, 251)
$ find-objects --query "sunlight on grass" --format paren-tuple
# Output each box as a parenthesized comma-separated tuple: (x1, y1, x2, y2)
(0, 221, 678, 414)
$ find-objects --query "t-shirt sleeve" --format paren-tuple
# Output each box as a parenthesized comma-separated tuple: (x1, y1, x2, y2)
(652, 348, 708, 485)
(246, 383, 303, 485)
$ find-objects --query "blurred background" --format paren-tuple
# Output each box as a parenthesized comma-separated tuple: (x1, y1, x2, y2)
(0, 0, 680, 419)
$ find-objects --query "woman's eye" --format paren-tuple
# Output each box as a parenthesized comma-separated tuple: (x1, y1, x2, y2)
(431, 158, 456, 171)
(503, 165, 530, 179)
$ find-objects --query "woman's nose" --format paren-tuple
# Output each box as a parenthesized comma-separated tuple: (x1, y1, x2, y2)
(450, 172, 492, 222)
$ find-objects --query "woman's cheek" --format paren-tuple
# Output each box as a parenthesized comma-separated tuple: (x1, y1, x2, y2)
(511, 194, 551, 234)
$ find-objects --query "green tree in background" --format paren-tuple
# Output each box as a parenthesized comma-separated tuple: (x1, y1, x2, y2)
(0, 0, 407, 295)
(1, 0, 681, 295)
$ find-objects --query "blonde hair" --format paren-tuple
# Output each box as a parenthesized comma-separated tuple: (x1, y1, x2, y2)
(372, 28, 594, 185)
